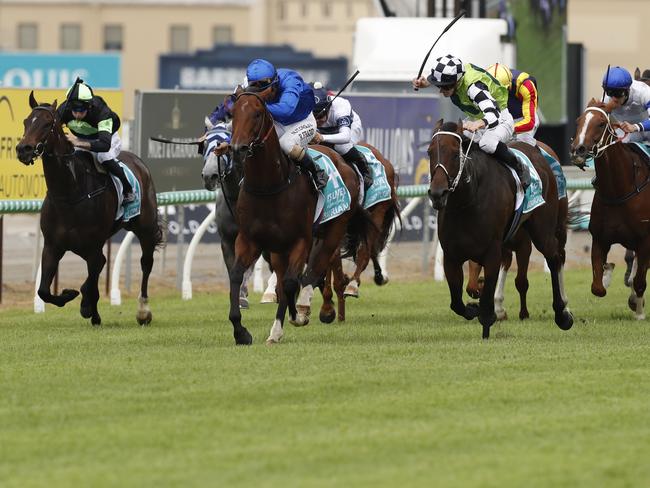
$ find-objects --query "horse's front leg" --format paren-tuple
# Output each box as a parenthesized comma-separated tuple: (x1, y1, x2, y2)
(38, 244, 78, 307)
(329, 250, 347, 322)
(229, 235, 259, 345)
(466, 261, 483, 299)
(444, 255, 479, 321)
(266, 253, 289, 345)
(79, 249, 106, 326)
(319, 266, 336, 324)
(136, 233, 156, 325)
(629, 246, 649, 320)
(478, 247, 501, 339)
(591, 239, 611, 297)
(513, 240, 531, 320)
(283, 238, 311, 327)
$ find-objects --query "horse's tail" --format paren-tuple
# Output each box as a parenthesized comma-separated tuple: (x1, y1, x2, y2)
(374, 193, 401, 256)
(341, 207, 376, 260)
(154, 212, 166, 250)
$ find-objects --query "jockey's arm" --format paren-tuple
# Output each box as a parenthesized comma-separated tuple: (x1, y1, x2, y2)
(320, 120, 353, 145)
(266, 76, 301, 121)
(513, 79, 538, 133)
(467, 82, 499, 129)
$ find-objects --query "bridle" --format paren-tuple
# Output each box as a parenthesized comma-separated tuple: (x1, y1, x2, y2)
(429, 130, 475, 192)
(578, 106, 622, 159)
(25, 105, 74, 162)
(234, 92, 275, 159)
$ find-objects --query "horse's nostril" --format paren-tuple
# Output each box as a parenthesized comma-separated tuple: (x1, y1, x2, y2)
(576, 145, 586, 155)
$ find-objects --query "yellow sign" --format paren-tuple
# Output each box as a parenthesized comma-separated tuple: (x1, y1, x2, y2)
(0, 88, 123, 200)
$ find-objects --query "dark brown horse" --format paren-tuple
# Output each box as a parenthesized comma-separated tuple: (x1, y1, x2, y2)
(428, 120, 573, 339)
(226, 91, 369, 345)
(570, 99, 650, 319)
(466, 141, 569, 321)
(16, 92, 163, 326)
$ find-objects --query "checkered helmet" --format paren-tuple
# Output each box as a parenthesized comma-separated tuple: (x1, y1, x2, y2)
(427, 55, 465, 87)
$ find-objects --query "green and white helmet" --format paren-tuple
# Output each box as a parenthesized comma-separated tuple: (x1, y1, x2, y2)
(66, 79, 94, 110)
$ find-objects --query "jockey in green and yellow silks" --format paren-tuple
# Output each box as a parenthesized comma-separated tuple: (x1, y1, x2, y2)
(413, 54, 530, 190)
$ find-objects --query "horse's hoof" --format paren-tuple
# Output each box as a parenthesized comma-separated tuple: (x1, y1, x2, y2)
(239, 297, 249, 309)
(344, 280, 359, 298)
(319, 310, 336, 324)
(91, 314, 101, 327)
(519, 309, 530, 320)
(52, 289, 79, 307)
(464, 302, 480, 320)
(591, 284, 607, 297)
(496, 310, 508, 321)
(466, 288, 481, 300)
(137, 310, 152, 326)
(265, 338, 280, 346)
(482, 325, 490, 340)
(260, 292, 277, 304)
(555, 310, 574, 330)
(628, 295, 637, 312)
(374, 275, 389, 286)
(290, 314, 310, 327)
(234, 328, 253, 345)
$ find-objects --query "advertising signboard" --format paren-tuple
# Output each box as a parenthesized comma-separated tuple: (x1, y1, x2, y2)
(0, 89, 123, 200)
(0, 53, 121, 89)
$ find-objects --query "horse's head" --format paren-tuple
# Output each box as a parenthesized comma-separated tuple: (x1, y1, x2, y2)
(570, 98, 618, 168)
(230, 89, 275, 167)
(16, 91, 61, 165)
(427, 119, 466, 210)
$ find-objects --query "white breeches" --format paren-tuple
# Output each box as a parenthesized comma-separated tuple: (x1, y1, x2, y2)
(334, 118, 364, 154)
(274, 113, 317, 155)
(97, 132, 122, 162)
(468, 109, 515, 154)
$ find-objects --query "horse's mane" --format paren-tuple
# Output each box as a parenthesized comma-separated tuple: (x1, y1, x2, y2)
(437, 121, 477, 154)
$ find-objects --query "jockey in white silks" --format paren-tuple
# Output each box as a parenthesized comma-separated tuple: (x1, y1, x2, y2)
(244, 58, 328, 190)
(602, 66, 650, 143)
(309, 83, 373, 190)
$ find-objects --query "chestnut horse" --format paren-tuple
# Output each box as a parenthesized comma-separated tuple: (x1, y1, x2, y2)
(16, 93, 163, 326)
(465, 141, 569, 321)
(428, 120, 573, 339)
(570, 99, 650, 319)
(226, 91, 369, 345)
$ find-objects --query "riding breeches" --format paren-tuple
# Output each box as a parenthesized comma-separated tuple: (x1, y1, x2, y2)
(97, 132, 122, 163)
(333, 117, 364, 155)
(274, 113, 317, 155)
(467, 109, 515, 154)
(513, 109, 540, 146)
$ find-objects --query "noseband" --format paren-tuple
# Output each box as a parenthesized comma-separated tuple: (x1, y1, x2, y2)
(430, 130, 474, 192)
(234, 92, 276, 158)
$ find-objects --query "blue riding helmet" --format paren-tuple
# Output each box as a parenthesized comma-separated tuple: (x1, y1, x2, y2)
(602, 66, 632, 90)
(247, 59, 277, 83)
(312, 86, 330, 114)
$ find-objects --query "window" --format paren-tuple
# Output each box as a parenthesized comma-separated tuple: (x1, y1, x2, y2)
(60, 24, 81, 51)
(170, 25, 190, 53)
(212, 25, 232, 45)
(104, 24, 123, 51)
(17, 23, 38, 50)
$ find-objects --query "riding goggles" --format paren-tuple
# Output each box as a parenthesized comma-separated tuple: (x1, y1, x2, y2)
(604, 88, 628, 98)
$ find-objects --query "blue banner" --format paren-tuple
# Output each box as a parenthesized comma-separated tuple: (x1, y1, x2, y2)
(0, 53, 120, 89)
(346, 94, 440, 185)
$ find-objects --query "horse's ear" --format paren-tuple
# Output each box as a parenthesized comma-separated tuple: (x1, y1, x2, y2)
(457, 118, 464, 134)
(587, 97, 598, 107)
(234, 85, 244, 96)
(51, 99, 58, 111)
(433, 118, 443, 132)
(29, 91, 38, 109)
(634, 67, 641, 80)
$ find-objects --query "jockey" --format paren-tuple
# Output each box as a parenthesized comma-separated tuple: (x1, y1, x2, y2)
(244, 58, 328, 190)
(310, 83, 373, 190)
(486, 64, 540, 146)
(57, 78, 135, 203)
(412, 54, 530, 190)
(602, 66, 650, 143)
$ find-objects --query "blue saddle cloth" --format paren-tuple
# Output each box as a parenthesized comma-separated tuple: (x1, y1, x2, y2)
(109, 162, 141, 222)
(355, 145, 392, 209)
(538, 146, 567, 199)
(307, 148, 351, 224)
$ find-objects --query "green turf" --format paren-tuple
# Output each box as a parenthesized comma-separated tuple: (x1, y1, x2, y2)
(1, 269, 649, 487)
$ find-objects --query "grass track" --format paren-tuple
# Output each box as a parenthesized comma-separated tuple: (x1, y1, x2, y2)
(1, 269, 649, 487)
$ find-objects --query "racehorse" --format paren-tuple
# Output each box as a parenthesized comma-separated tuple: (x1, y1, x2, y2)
(570, 99, 650, 319)
(225, 90, 369, 345)
(465, 141, 569, 321)
(428, 119, 573, 339)
(16, 92, 163, 325)
(634, 67, 650, 84)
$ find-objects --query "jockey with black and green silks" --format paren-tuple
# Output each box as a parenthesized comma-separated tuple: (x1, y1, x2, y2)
(57, 78, 136, 203)
(413, 54, 530, 190)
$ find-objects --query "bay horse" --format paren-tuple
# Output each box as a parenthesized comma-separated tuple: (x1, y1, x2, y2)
(16, 92, 163, 326)
(465, 141, 569, 321)
(225, 90, 369, 345)
(428, 120, 573, 339)
(570, 99, 650, 319)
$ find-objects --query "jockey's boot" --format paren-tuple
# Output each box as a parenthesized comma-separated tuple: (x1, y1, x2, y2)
(494, 142, 530, 191)
(298, 151, 329, 191)
(342, 147, 374, 190)
(104, 158, 136, 203)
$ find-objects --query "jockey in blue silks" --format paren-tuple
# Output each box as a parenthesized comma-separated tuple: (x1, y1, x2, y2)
(602, 66, 650, 144)
(245, 58, 328, 190)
